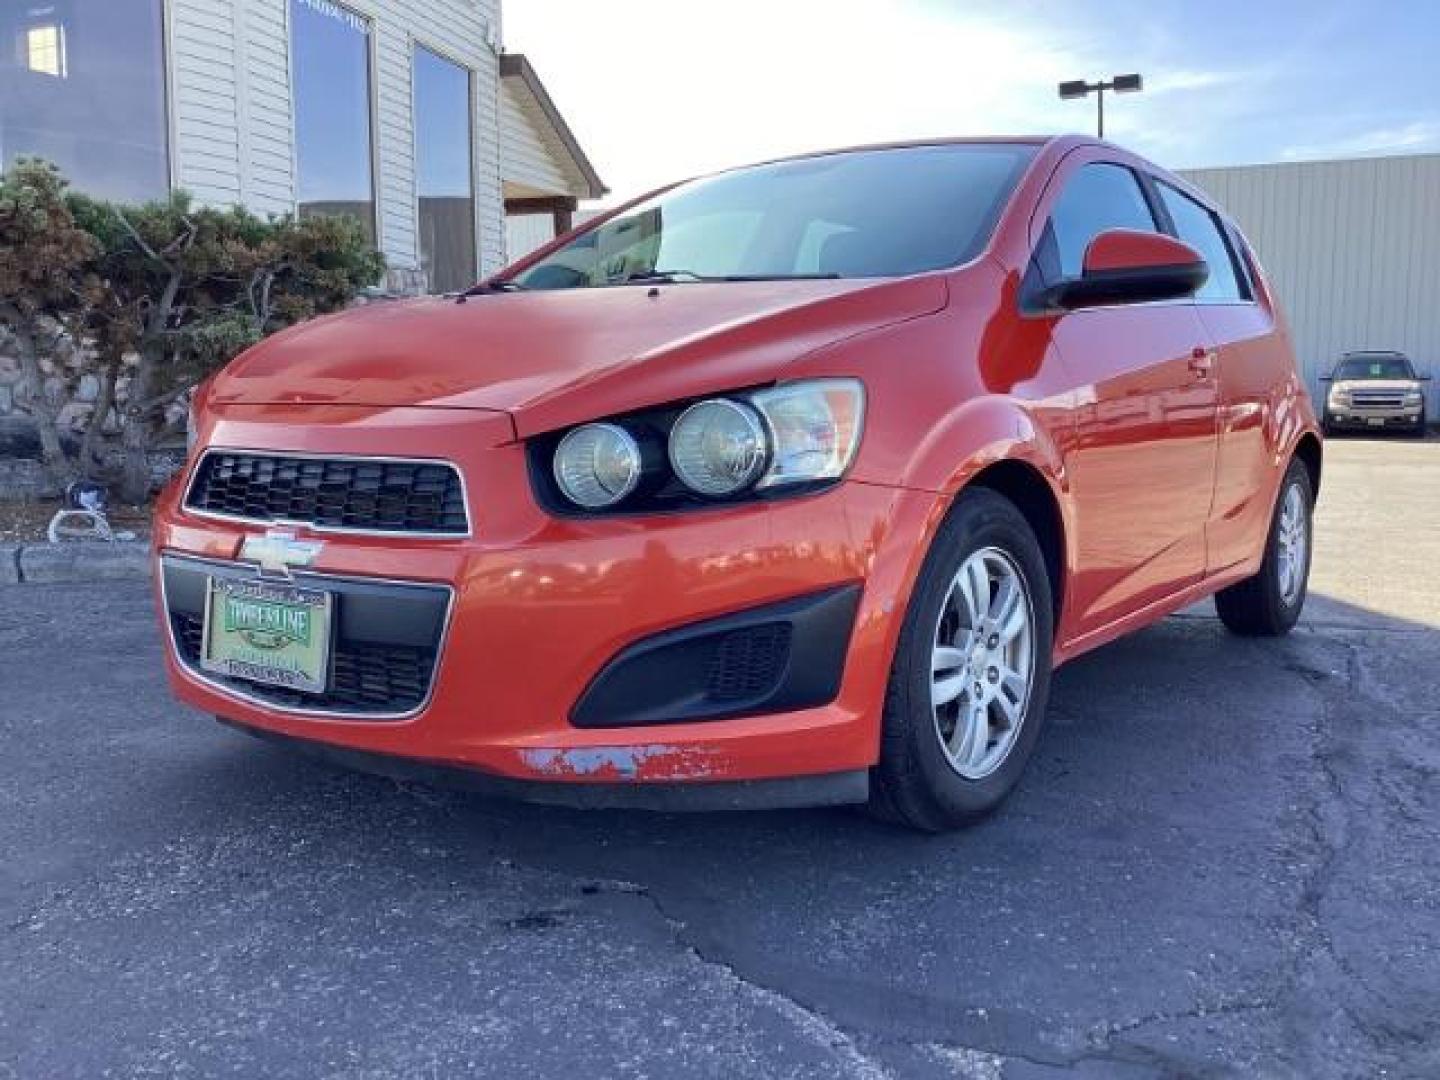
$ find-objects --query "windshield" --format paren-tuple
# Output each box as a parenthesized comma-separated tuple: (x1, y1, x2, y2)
(511, 144, 1036, 289)
(1336, 354, 1415, 380)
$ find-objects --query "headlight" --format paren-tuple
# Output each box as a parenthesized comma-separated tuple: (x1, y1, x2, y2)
(553, 423, 642, 508)
(540, 378, 866, 512)
(669, 399, 769, 496)
(750, 379, 865, 489)
(1404, 390, 1423, 405)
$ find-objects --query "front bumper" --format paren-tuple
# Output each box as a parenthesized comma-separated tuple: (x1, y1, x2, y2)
(1324, 406, 1424, 429)
(154, 404, 937, 798)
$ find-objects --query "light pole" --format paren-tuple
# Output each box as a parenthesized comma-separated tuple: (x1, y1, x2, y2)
(1058, 74, 1143, 138)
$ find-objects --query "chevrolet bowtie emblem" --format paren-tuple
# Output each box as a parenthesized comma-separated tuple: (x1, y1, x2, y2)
(240, 530, 324, 578)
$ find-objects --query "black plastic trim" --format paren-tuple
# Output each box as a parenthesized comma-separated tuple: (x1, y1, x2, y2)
(571, 583, 862, 728)
(160, 553, 452, 718)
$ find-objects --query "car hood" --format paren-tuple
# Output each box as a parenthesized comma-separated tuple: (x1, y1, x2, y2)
(211, 277, 948, 436)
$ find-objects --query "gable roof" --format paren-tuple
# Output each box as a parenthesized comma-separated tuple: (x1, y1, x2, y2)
(499, 53, 607, 200)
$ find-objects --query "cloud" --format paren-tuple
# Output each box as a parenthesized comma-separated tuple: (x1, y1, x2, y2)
(1281, 120, 1440, 162)
(506, 0, 1101, 199)
(503, 1, 1436, 196)
(1144, 70, 1235, 95)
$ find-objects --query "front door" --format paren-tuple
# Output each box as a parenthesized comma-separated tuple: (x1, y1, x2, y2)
(1034, 160, 1219, 641)
(1054, 305, 1218, 636)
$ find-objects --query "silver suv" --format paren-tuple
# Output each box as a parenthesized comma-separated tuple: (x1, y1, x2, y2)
(1322, 351, 1429, 435)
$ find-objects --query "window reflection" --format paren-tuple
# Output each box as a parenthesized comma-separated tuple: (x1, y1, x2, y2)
(0, 0, 167, 201)
(27, 25, 66, 78)
(414, 46, 476, 292)
(290, 0, 375, 241)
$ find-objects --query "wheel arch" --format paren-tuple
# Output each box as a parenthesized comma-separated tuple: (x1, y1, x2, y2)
(1293, 431, 1323, 499)
(965, 459, 1068, 623)
(897, 398, 1072, 625)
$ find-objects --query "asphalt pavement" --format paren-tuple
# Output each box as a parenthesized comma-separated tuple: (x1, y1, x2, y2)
(1, 434, 1437, 1079)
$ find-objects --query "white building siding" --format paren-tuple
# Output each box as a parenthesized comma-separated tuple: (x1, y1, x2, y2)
(169, 0, 243, 207)
(167, 0, 506, 277)
(241, 0, 295, 215)
(504, 213, 555, 262)
(500, 80, 567, 196)
(1179, 154, 1440, 419)
(362, 0, 505, 275)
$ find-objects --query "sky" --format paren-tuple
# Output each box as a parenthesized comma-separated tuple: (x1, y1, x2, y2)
(505, 0, 1440, 204)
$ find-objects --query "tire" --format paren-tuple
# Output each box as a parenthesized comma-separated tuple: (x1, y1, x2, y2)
(869, 489, 1054, 832)
(1215, 457, 1313, 637)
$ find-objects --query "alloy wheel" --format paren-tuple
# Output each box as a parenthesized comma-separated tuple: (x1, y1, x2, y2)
(1276, 482, 1308, 606)
(930, 547, 1036, 780)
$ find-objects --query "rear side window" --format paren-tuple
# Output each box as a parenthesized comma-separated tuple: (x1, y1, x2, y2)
(1156, 183, 1247, 302)
(1048, 163, 1159, 278)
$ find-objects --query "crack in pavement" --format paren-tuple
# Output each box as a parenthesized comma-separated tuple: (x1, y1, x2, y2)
(1259, 634, 1440, 1072)
(577, 877, 899, 1080)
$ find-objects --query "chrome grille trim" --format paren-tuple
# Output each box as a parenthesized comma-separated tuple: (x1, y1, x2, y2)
(181, 448, 472, 538)
(158, 551, 457, 722)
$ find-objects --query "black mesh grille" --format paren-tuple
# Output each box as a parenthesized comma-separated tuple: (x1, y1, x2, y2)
(185, 453, 468, 534)
(705, 624, 793, 703)
(170, 613, 437, 715)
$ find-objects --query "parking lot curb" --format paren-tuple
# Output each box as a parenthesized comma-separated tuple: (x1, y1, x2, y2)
(2, 542, 151, 585)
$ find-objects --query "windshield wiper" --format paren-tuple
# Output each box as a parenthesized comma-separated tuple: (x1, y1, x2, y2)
(620, 270, 843, 285)
(717, 273, 841, 281)
(622, 269, 710, 284)
(456, 279, 525, 303)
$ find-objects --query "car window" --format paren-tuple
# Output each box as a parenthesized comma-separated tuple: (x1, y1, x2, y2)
(1156, 183, 1246, 302)
(1336, 355, 1415, 380)
(513, 144, 1037, 287)
(1048, 163, 1159, 278)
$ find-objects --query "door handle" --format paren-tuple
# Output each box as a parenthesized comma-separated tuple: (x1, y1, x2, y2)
(1189, 347, 1216, 378)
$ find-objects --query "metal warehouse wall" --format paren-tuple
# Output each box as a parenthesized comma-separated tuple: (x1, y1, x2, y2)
(1179, 154, 1440, 419)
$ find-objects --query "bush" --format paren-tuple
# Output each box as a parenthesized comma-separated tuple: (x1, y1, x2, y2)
(0, 159, 386, 500)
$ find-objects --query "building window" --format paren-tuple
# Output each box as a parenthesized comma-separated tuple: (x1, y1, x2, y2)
(290, 0, 375, 240)
(414, 46, 476, 292)
(0, 1, 168, 201)
(26, 24, 66, 78)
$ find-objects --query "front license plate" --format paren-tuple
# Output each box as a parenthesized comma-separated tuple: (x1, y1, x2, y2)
(201, 577, 333, 694)
(1367, 417, 1386, 427)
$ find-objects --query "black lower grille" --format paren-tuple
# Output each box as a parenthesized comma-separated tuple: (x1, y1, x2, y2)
(161, 554, 450, 718)
(185, 452, 468, 535)
(170, 613, 437, 714)
(572, 585, 859, 728)
(706, 624, 793, 703)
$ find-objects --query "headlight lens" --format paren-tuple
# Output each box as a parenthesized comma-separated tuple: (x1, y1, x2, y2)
(553, 423, 642, 508)
(542, 378, 866, 511)
(750, 379, 865, 489)
(669, 399, 769, 496)
(1404, 390, 1423, 405)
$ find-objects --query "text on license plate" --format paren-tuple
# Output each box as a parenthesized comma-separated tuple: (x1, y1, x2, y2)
(200, 577, 333, 694)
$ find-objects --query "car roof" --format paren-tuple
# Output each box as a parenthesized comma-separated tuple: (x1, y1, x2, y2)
(749, 134, 1062, 167)
(737, 134, 1212, 210)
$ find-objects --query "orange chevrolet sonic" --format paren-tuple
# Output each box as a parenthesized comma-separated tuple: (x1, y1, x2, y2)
(155, 136, 1321, 830)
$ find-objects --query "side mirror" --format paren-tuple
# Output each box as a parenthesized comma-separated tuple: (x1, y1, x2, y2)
(1420, 374, 1433, 382)
(1044, 229, 1208, 311)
